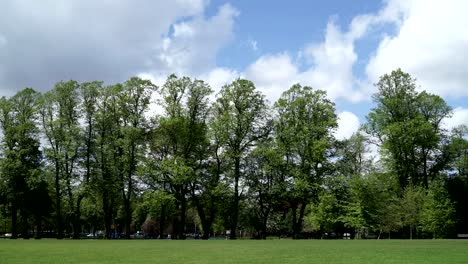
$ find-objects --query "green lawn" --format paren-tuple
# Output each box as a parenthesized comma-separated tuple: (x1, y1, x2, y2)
(0, 239, 467, 264)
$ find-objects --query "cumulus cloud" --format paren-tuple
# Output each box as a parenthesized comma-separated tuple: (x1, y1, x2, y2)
(245, 53, 298, 101)
(365, 0, 468, 98)
(443, 107, 468, 131)
(244, 0, 468, 104)
(243, 20, 366, 103)
(148, 4, 239, 76)
(335, 111, 361, 140)
(0, 0, 237, 95)
(199, 67, 240, 92)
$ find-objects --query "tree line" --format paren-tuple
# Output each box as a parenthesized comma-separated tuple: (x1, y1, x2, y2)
(0, 69, 466, 240)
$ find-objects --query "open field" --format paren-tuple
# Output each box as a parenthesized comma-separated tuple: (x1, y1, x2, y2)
(0, 239, 467, 264)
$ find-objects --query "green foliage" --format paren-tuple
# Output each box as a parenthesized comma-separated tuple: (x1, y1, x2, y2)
(421, 180, 455, 238)
(274, 84, 337, 237)
(400, 185, 426, 239)
(343, 172, 401, 238)
(0, 70, 465, 240)
(366, 69, 452, 189)
(211, 79, 270, 238)
(0, 88, 44, 238)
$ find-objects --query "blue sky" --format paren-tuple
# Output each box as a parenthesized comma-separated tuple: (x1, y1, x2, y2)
(210, 0, 382, 69)
(0, 0, 467, 138)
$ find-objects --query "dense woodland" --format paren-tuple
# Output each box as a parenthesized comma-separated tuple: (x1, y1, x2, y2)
(0, 69, 466, 240)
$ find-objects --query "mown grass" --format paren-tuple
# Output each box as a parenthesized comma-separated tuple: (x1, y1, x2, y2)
(0, 239, 467, 264)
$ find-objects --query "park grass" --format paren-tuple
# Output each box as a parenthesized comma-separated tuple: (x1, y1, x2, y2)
(0, 239, 467, 264)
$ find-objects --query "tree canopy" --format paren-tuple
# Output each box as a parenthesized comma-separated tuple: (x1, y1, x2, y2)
(0, 69, 466, 240)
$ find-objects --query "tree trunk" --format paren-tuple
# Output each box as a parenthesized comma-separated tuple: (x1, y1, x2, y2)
(261, 217, 268, 240)
(410, 225, 413, 240)
(34, 215, 42, 239)
(179, 193, 187, 239)
(159, 204, 165, 239)
(55, 160, 63, 239)
(103, 185, 113, 239)
(20, 210, 29, 239)
(230, 157, 240, 240)
(297, 202, 306, 236)
(291, 205, 298, 238)
(11, 206, 18, 239)
(123, 195, 131, 239)
(72, 195, 84, 239)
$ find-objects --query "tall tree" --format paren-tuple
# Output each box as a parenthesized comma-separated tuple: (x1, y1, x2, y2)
(212, 79, 270, 239)
(274, 84, 337, 238)
(0, 88, 43, 239)
(245, 139, 283, 239)
(366, 69, 452, 189)
(39, 81, 82, 239)
(148, 75, 211, 239)
(93, 84, 121, 238)
(117, 77, 156, 238)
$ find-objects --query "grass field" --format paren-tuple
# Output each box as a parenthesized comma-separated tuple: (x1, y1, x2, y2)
(0, 239, 467, 264)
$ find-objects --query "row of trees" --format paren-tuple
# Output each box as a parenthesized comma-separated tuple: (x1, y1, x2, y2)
(0, 69, 466, 239)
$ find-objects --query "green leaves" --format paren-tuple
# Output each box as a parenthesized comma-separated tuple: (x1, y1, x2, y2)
(421, 180, 455, 238)
(366, 68, 453, 189)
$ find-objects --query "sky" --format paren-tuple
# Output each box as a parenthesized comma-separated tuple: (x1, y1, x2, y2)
(0, 0, 467, 139)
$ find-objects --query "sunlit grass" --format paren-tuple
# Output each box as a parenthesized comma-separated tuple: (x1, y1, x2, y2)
(0, 239, 467, 264)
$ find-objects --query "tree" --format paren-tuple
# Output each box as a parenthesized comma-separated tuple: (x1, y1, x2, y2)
(343, 171, 401, 239)
(245, 139, 283, 239)
(146, 75, 212, 239)
(134, 190, 176, 238)
(421, 179, 455, 238)
(400, 184, 426, 239)
(39, 81, 83, 239)
(336, 132, 374, 178)
(93, 83, 122, 238)
(274, 84, 337, 238)
(116, 77, 156, 238)
(0, 88, 43, 239)
(212, 79, 270, 239)
(366, 69, 452, 189)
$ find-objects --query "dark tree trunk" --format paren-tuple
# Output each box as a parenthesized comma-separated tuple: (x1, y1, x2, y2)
(230, 157, 240, 240)
(55, 160, 63, 239)
(72, 195, 84, 239)
(297, 202, 307, 235)
(159, 204, 165, 239)
(261, 216, 268, 240)
(34, 215, 42, 239)
(291, 205, 298, 239)
(103, 191, 112, 239)
(291, 201, 307, 239)
(193, 196, 214, 240)
(123, 195, 131, 239)
(179, 193, 187, 239)
(11, 206, 18, 239)
(20, 210, 29, 239)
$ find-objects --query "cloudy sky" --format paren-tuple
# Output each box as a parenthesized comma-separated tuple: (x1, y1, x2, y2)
(0, 0, 467, 139)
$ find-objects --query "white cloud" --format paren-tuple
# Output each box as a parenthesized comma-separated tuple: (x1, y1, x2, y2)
(200, 67, 240, 92)
(335, 111, 361, 140)
(243, 19, 366, 103)
(242, 0, 468, 104)
(149, 3, 239, 76)
(246, 54, 296, 85)
(366, 0, 468, 98)
(443, 107, 468, 131)
(0, 0, 237, 94)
